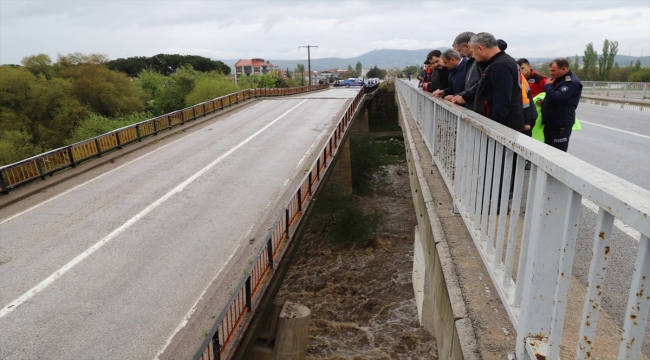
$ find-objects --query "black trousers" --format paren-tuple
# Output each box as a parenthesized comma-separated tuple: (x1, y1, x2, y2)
(544, 126, 572, 152)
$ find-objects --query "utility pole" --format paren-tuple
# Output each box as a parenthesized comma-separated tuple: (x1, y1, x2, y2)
(299, 45, 318, 86)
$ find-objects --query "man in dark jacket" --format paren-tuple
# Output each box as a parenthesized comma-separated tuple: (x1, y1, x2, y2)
(469, 32, 524, 132)
(541, 58, 583, 152)
(450, 31, 480, 109)
(425, 50, 449, 93)
(432, 49, 467, 100)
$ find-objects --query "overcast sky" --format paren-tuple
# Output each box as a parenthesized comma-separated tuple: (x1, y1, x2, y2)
(1, 0, 649, 66)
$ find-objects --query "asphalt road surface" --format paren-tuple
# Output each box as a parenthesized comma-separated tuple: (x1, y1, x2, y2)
(403, 78, 650, 352)
(0, 88, 360, 360)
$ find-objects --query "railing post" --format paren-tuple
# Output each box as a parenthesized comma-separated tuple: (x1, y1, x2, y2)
(245, 277, 252, 309)
(297, 188, 302, 212)
(516, 172, 573, 359)
(212, 330, 221, 360)
(285, 208, 290, 238)
(95, 138, 102, 156)
(153, 118, 159, 135)
(267, 241, 274, 268)
(67, 147, 76, 167)
(591, 81, 596, 94)
(606, 82, 611, 96)
(135, 124, 142, 142)
(623, 82, 628, 98)
(643, 83, 648, 99)
(180, 110, 185, 125)
(37, 157, 46, 180)
(0, 170, 8, 194)
(116, 132, 122, 149)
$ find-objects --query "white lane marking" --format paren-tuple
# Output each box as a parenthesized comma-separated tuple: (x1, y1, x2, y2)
(0, 99, 308, 319)
(579, 120, 650, 139)
(581, 198, 641, 241)
(0, 101, 269, 226)
(153, 243, 241, 360)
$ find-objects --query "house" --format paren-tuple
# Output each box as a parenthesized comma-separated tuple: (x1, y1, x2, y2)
(234, 58, 278, 76)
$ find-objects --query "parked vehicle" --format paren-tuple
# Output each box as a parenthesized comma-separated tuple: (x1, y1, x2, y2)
(343, 78, 364, 87)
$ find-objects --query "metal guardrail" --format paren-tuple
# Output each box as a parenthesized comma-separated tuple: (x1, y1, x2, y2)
(396, 80, 650, 360)
(582, 81, 649, 100)
(0, 85, 329, 195)
(193, 87, 370, 360)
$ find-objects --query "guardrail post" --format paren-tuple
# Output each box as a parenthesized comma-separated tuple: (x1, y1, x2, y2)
(135, 124, 142, 142)
(606, 82, 611, 96)
(180, 111, 185, 125)
(644, 83, 648, 99)
(95, 139, 102, 156)
(591, 81, 596, 94)
(245, 277, 252, 309)
(0, 170, 8, 194)
(316, 159, 320, 179)
(212, 330, 221, 360)
(202, 103, 206, 115)
(116, 132, 122, 149)
(308, 172, 312, 195)
(623, 83, 628, 98)
(153, 118, 158, 135)
(67, 147, 76, 167)
(37, 157, 46, 180)
(285, 208, 290, 239)
(267, 241, 274, 268)
(297, 188, 302, 212)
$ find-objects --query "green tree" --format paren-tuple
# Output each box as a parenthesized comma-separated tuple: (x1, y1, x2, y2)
(629, 68, 650, 82)
(366, 65, 381, 78)
(0, 130, 40, 166)
(632, 60, 642, 73)
(347, 64, 354, 77)
(58, 63, 146, 117)
(355, 61, 363, 78)
(295, 63, 305, 85)
(582, 43, 598, 81)
(0, 66, 89, 151)
(185, 72, 240, 106)
(21, 54, 55, 79)
(134, 69, 166, 99)
(57, 52, 109, 66)
(155, 64, 197, 113)
(598, 39, 618, 81)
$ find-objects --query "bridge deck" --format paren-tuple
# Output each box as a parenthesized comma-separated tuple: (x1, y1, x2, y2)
(0, 88, 359, 360)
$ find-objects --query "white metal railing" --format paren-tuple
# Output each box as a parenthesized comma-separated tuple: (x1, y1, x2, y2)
(396, 80, 650, 360)
(582, 81, 649, 100)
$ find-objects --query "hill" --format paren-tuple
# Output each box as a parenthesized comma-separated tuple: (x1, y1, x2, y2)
(222, 49, 650, 72)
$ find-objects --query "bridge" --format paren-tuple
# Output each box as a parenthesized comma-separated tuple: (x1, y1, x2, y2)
(0, 80, 648, 360)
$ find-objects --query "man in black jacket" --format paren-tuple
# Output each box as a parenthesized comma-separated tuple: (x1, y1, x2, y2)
(469, 32, 524, 132)
(425, 50, 449, 93)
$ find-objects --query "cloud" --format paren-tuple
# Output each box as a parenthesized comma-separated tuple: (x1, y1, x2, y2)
(0, 0, 648, 64)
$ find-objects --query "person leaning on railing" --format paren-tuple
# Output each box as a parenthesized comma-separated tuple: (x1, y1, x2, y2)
(539, 58, 583, 152)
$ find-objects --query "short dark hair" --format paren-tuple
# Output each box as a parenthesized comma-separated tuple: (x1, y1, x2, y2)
(517, 58, 530, 66)
(424, 59, 431, 65)
(551, 58, 570, 69)
(427, 49, 442, 60)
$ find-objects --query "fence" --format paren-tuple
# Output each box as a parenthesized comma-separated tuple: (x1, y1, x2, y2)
(582, 81, 649, 100)
(0, 85, 328, 195)
(193, 87, 370, 360)
(396, 80, 650, 360)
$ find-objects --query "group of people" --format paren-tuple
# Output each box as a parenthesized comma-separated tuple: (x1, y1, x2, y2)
(416, 31, 583, 152)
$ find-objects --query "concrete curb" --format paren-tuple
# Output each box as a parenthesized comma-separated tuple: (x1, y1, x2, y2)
(0, 99, 259, 209)
(396, 89, 480, 360)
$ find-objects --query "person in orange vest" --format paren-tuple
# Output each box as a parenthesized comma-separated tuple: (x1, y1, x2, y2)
(517, 58, 548, 98)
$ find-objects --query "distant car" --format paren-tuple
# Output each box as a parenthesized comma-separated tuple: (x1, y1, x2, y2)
(332, 80, 344, 88)
(343, 78, 364, 87)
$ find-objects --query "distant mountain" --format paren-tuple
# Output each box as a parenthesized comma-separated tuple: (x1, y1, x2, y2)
(222, 48, 447, 71)
(221, 49, 650, 72)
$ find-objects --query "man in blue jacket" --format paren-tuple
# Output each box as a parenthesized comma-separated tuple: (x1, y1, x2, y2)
(432, 49, 467, 101)
(541, 58, 583, 152)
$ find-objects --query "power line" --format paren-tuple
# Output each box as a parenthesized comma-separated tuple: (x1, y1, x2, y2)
(299, 45, 318, 86)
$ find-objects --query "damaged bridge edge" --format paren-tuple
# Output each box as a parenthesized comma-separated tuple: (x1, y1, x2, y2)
(396, 87, 481, 360)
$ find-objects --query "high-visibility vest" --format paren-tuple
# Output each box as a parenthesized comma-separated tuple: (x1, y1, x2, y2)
(521, 73, 531, 109)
